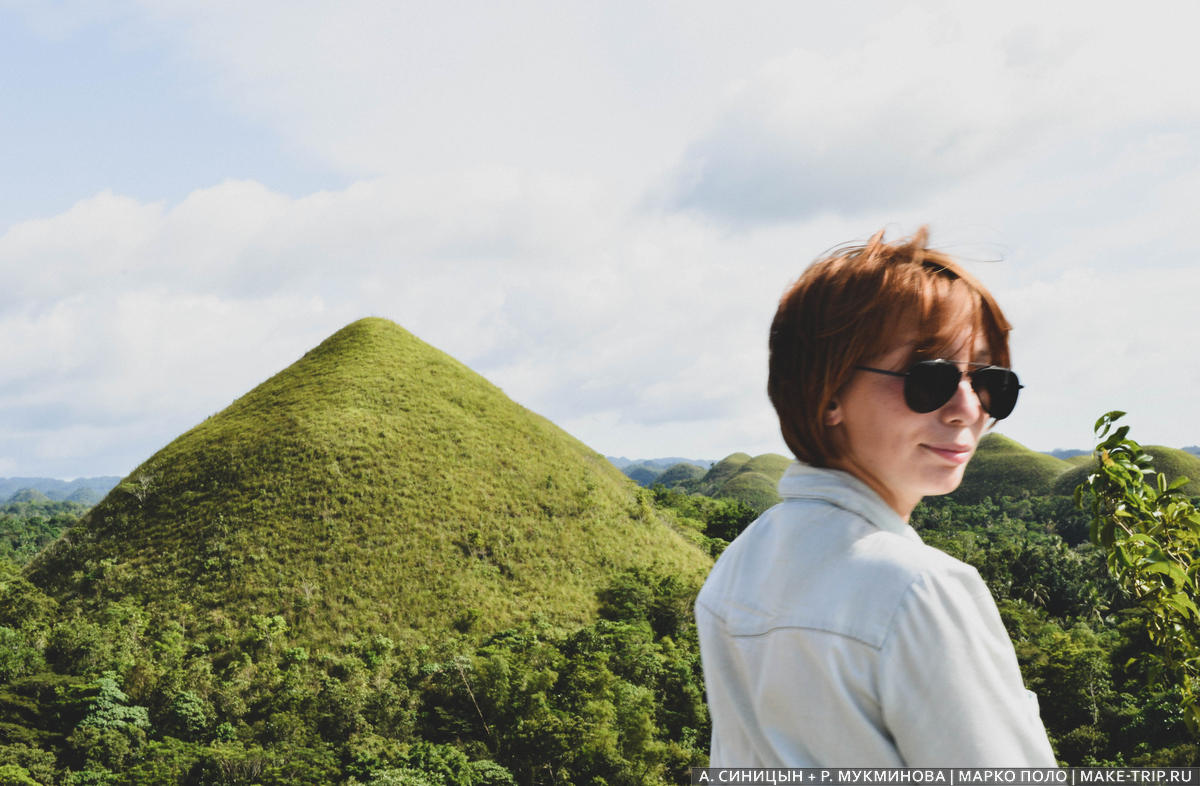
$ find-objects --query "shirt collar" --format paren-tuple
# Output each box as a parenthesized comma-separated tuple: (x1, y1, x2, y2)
(776, 461, 922, 542)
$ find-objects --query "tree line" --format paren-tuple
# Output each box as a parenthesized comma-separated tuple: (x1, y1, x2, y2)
(2, 425, 1200, 782)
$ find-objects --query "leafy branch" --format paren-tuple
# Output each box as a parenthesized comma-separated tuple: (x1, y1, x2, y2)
(1076, 411, 1200, 730)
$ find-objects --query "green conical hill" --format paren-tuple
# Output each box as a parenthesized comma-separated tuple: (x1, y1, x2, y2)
(701, 453, 751, 489)
(742, 454, 792, 478)
(949, 433, 1072, 503)
(656, 462, 705, 487)
(699, 452, 791, 513)
(1052, 445, 1200, 497)
(7, 488, 50, 504)
(28, 318, 710, 646)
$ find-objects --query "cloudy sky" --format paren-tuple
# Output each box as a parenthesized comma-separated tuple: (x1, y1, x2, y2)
(3, 1, 1199, 479)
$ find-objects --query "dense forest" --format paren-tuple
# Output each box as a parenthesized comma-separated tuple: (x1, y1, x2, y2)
(3, 472, 1199, 783)
(0, 498, 90, 565)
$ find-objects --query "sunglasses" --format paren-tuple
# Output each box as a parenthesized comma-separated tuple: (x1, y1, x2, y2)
(854, 359, 1022, 419)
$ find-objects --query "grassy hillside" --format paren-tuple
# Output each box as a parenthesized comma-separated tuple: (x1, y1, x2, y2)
(697, 452, 791, 512)
(1052, 444, 1200, 497)
(698, 452, 751, 489)
(655, 462, 706, 487)
(623, 464, 661, 486)
(951, 433, 1072, 503)
(28, 318, 711, 648)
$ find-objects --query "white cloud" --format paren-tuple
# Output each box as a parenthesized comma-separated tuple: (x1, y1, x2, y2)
(661, 2, 1200, 225)
(0, 285, 333, 476)
(992, 263, 1200, 453)
(0, 176, 792, 475)
(115, 0, 698, 183)
(4, 0, 1200, 478)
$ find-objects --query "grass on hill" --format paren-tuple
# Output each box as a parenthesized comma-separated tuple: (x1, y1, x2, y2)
(950, 433, 1072, 504)
(695, 452, 791, 513)
(28, 318, 712, 651)
(698, 452, 751, 490)
(623, 464, 661, 487)
(655, 462, 706, 487)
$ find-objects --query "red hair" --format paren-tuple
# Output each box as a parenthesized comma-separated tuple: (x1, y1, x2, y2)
(767, 227, 1012, 466)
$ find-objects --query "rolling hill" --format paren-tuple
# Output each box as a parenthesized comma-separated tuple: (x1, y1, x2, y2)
(0, 476, 120, 504)
(950, 433, 1073, 503)
(27, 318, 711, 648)
(695, 452, 791, 512)
(1051, 444, 1200, 497)
(655, 462, 707, 487)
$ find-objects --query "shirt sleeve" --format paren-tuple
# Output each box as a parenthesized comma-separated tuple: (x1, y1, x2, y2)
(878, 564, 1058, 767)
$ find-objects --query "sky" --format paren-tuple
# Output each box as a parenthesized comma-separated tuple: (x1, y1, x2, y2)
(3, 1, 1200, 480)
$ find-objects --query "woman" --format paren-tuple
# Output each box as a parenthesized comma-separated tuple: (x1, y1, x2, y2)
(695, 228, 1057, 766)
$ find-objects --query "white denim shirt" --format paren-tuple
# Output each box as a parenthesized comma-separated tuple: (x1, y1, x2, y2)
(695, 462, 1057, 766)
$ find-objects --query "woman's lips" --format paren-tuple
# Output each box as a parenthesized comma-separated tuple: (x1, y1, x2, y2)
(923, 444, 973, 464)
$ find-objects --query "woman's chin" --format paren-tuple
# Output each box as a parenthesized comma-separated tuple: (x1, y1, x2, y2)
(924, 468, 968, 498)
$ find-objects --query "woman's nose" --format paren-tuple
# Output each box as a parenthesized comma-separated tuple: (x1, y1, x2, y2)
(941, 377, 984, 423)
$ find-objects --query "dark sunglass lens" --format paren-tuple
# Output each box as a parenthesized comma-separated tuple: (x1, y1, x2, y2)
(904, 361, 962, 413)
(972, 367, 1020, 419)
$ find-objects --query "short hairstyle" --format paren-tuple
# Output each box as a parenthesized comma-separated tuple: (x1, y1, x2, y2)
(767, 227, 1012, 466)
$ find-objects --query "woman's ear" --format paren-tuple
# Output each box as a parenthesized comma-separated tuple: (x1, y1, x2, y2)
(823, 398, 843, 427)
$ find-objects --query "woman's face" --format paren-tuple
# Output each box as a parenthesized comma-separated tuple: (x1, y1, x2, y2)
(825, 327, 990, 520)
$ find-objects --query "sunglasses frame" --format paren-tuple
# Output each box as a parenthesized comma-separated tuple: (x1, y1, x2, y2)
(853, 359, 1023, 419)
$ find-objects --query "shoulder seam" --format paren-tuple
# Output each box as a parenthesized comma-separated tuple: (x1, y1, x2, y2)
(725, 622, 884, 650)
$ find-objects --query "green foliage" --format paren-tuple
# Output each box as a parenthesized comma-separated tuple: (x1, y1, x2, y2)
(349, 769, 440, 786)
(66, 672, 151, 771)
(1077, 411, 1200, 731)
(919, 495, 1116, 630)
(0, 764, 41, 786)
(0, 627, 45, 683)
(0, 743, 56, 784)
(161, 690, 209, 741)
(1056, 442, 1200, 498)
(654, 462, 706, 488)
(648, 485, 756, 557)
(0, 565, 706, 782)
(0, 499, 88, 565)
(622, 465, 661, 487)
(0, 557, 58, 631)
(2, 456, 1197, 775)
(417, 570, 707, 785)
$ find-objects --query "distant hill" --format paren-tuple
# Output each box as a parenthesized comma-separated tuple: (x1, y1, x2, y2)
(611, 456, 710, 487)
(0, 476, 120, 504)
(695, 452, 791, 513)
(1184, 446, 1200, 458)
(950, 433, 1072, 503)
(607, 456, 709, 472)
(29, 318, 711, 648)
(1052, 444, 1200, 497)
(624, 465, 662, 486)
(1043, 448, 1089, 460)
(6, 488, 50, 504)
(656, 462, 707, 487)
